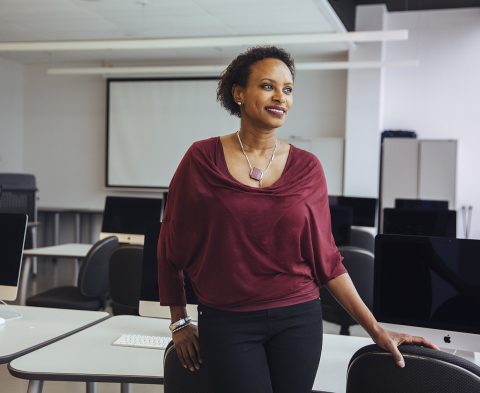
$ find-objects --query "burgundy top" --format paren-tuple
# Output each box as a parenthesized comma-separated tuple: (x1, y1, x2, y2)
(157, 137, 346, 312)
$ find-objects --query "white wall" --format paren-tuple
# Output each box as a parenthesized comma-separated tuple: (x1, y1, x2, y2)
(0, 57, 24, 172)
(383, 8, 480, 238)
(23, 65, 109, 209)
(21, 66, 347, 209)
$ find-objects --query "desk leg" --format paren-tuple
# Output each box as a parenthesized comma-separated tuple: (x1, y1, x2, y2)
(86, 382, 97, 393)
(120, 383, 131, 393)
(74, 259, 80, 284)
(54, 212, 60, 246)
(19, 256, 32, 305)
(27, 380, 43, 393)
(31, 226, 38, 276)
(75, 212, 81, 243)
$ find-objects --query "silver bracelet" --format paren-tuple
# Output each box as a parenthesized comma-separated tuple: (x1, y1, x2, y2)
(172, 321, 192, 334)
(169, 316, 191, 332)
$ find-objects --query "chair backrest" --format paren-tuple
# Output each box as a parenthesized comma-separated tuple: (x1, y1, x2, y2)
(348, 228, 375, 253)
(347, 344, 480, 393)
(109, 244, 143, 315)
(163, 341, 213, 393)
(338, 246, 374, 309)
(321, 246, 374, 334)
(78, 236, 119, 298)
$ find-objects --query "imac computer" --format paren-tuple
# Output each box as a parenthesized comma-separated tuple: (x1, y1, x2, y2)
(328, 196, 377, 227)
(138, 221, 198, 320)
(0, 213, 27, 319)
(382, 208, 456, 237)
(395, 198, 449, 211)
(100, 196, 163, 245)
(374, 234, 480, 360)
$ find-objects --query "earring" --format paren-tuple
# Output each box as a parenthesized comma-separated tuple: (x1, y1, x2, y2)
(237, 101, 242, 106)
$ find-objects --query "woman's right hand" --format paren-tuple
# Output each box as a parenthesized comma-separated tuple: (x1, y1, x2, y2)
(172, 323, 202, 372)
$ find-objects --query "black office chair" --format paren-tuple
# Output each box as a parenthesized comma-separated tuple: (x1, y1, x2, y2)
(347, 228, 375, 253)
(26, 236, 118, 310)
(321, 246, 374, 335)
(347, 344, 480, 393)
(108, 245, 143, 315)
(163, 340, 213, 393)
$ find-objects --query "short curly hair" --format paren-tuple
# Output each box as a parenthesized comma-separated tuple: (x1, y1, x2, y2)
(217, 46, 295, 118)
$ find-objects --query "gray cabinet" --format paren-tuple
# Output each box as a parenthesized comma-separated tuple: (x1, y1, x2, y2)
(380, 138, 457, 227)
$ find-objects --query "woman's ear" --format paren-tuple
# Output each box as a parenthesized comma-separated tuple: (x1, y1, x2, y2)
(232, 84, 244, 106)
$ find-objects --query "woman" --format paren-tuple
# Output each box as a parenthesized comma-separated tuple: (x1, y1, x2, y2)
(158, 46, 437, 393)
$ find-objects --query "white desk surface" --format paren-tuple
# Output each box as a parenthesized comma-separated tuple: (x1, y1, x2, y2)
(313, 334, 372, 393)
(23, 244, 92, 258)
(9, 315, 373, 392)
(0, 305, 109, 364)
(9, 315, 170, 384)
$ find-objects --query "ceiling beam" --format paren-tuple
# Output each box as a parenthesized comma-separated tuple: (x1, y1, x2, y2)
(0, 30, 407, 52)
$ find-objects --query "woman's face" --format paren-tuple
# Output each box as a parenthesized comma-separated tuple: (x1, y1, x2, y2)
(234, 58, 293, 131)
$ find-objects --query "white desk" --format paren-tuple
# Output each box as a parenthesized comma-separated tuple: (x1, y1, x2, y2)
(0, 305, 109, 364)
(313, 334, 372, 392)
(9, 315, 373, 393)
(20, 244, 93, 305)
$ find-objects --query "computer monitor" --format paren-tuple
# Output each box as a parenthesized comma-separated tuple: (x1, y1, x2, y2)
(374, 234, 480, 357)
(100, 196, 163, 245)
(395, 198, 449, 210)
(382, 208, 456, 237)
(328, 196, 377, 227)
(329, 205, 353, 246)
(138, 222, 198, 320)
(0, 213, 27, 303)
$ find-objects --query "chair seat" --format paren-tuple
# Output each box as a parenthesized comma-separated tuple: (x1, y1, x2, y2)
(26, 286, 102, 310)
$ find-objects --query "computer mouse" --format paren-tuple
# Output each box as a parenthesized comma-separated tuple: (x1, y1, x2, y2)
(0, 317, 5, 326)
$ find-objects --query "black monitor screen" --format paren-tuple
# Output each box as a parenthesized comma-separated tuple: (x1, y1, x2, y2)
(0, 213, 27, 286)
(395, 198, 449, 210)
(101, 196, 163, 235)
(329, 196, 377, 227)
(329, 205, 353, 246)
(140, 221, 161, 302)
(140, 222, 197, 303)
(383, 208, 456, 237)
(374, 234, 480, 334)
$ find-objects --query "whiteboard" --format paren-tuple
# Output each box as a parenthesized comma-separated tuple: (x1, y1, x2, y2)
(107, 78, 240, 188)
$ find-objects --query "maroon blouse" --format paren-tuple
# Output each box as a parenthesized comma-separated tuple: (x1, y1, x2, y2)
(157, 137, 346, 312)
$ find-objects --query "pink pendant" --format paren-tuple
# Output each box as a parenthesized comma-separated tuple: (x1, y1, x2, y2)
(250, 167, 264, 181)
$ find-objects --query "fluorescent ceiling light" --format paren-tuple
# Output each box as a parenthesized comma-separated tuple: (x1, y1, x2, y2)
(47, 60, 419, 76)
(0, 30, 407, 52)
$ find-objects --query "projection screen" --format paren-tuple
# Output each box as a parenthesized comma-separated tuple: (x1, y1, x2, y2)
(107, 78, 240, 188)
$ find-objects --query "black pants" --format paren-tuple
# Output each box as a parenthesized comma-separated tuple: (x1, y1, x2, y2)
(198, 298, 323, 393)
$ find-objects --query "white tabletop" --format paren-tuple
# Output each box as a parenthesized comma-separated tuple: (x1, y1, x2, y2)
(0, 305, 109, 364)
(313, 334, 373, 393)
(9, 315, 169, 384)
(9, 315, 373, 392)
(23, 244, 92, 258)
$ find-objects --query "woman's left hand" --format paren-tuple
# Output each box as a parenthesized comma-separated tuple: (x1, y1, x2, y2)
(371, 328, 440, 368)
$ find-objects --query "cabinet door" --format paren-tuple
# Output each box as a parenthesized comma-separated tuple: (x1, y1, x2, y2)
(418, 140, 457, 208)
(381, 138, 419, 209)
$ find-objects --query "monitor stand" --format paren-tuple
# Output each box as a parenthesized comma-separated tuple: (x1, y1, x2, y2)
(440, 347, 480, 364)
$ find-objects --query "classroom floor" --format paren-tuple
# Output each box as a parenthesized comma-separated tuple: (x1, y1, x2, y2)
(2, 256, 369, 393)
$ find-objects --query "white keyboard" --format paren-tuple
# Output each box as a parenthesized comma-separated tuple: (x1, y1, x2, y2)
(112, 334, 171, 350)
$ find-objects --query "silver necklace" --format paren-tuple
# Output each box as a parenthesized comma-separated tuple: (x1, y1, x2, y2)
(236, 131, 278, 187)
